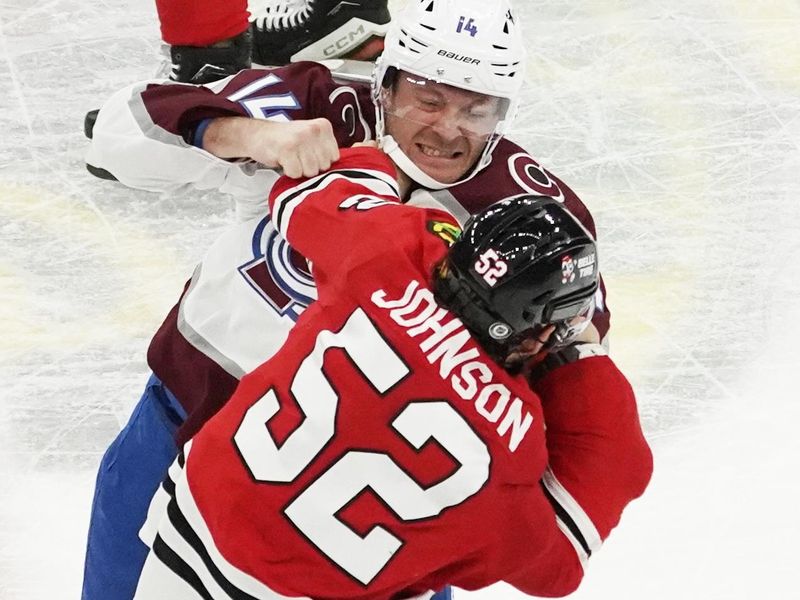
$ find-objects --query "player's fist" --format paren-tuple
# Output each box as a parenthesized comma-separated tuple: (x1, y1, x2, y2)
(203, 117, 340, 178)
(251, 118, 340, 178)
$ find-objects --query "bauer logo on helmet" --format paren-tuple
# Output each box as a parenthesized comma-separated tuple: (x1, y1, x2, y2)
(436, 50, 480, 65)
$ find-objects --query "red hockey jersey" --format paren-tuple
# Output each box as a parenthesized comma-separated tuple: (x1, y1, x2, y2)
(136, 148, 591, 599)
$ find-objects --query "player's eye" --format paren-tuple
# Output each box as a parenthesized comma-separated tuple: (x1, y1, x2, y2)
(416, 97, 442, 111)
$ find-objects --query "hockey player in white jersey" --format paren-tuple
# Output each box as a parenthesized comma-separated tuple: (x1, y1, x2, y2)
(83, 2, 612, 599)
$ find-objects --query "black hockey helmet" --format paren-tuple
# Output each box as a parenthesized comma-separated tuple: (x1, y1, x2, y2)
(435, 195, 599, 358)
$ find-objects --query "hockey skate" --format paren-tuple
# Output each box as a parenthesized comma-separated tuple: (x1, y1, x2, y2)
(250, 0, 390, 66)
(162, 29, 253, 84)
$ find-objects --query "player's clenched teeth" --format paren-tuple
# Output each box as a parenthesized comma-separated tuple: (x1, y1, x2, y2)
(416, 143, 462, 159)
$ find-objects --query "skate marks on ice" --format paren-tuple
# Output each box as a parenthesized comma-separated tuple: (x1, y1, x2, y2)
(511, 1, 800, 432)
(464, 2, 800, 599)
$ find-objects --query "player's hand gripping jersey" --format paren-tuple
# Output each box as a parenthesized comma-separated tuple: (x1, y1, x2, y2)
(102, 63, 610, 443)
(135, 148, 596, 599)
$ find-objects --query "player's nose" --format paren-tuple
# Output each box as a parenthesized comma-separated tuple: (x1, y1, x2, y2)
(427, 115, 466, 145)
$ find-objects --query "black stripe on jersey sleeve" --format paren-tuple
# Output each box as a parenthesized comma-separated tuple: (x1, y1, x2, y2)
(273, 169, 397, 233)
(539, 480, 592, 558)
(165, 496, 262, 600)
(152, 534, 215, 600)
(162, 473, 176, 497)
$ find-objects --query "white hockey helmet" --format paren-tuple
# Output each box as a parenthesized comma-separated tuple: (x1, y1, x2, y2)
(372, 0, 526, 189)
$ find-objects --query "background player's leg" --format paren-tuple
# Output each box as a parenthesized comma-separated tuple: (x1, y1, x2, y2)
(165, 32, 253, 84)
(154, 0, 252, 83)
(157, 0, 249, 46)
(153, 0, 391, 83)
(251, 0, 391, 65)
(81, 376, 186, 600)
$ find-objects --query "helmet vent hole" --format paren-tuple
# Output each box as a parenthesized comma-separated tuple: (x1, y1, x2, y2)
(398, 29, 428, 53)
(424, 0, 434, 12)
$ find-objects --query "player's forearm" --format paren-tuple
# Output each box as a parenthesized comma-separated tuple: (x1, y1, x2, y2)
(199, 116, 342, 179)
(201, 116, 259, 159)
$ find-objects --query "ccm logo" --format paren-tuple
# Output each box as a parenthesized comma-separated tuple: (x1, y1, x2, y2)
(323, 23, 367, 56)
(437, 49, 481, 65)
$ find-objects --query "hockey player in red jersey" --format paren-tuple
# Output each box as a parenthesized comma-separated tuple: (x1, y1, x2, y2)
(82, 2, 622, 598)
(132, 145, 652, 599)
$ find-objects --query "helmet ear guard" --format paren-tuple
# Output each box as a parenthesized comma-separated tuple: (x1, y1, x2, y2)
(433, 265, 517, 360)
(434, 195, 600, 361)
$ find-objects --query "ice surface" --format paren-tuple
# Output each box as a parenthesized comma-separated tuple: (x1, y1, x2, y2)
(1, 0, 799, 598)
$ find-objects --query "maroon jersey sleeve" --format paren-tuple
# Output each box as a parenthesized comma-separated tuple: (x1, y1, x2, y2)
(532, 351, 653, 556)
(446, 137, 612, 339)
(137, 63, 374, 146)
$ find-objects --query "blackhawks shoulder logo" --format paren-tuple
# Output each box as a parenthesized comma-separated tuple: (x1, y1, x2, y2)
(427, 220, 461, 245)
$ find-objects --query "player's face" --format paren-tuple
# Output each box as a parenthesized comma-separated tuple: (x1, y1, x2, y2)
(503, 304, 596, 368)
(503, 326, 555, 368)
(382, 72, 506, 183)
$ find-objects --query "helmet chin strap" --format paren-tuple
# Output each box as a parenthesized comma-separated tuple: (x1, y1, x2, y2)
(380, 135, 451, 190)
(380, 134, 493, 191)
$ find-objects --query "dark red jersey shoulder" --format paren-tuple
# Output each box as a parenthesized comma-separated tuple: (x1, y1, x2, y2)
(445, 137, 611, 337)
(447, 137, 597, 238)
